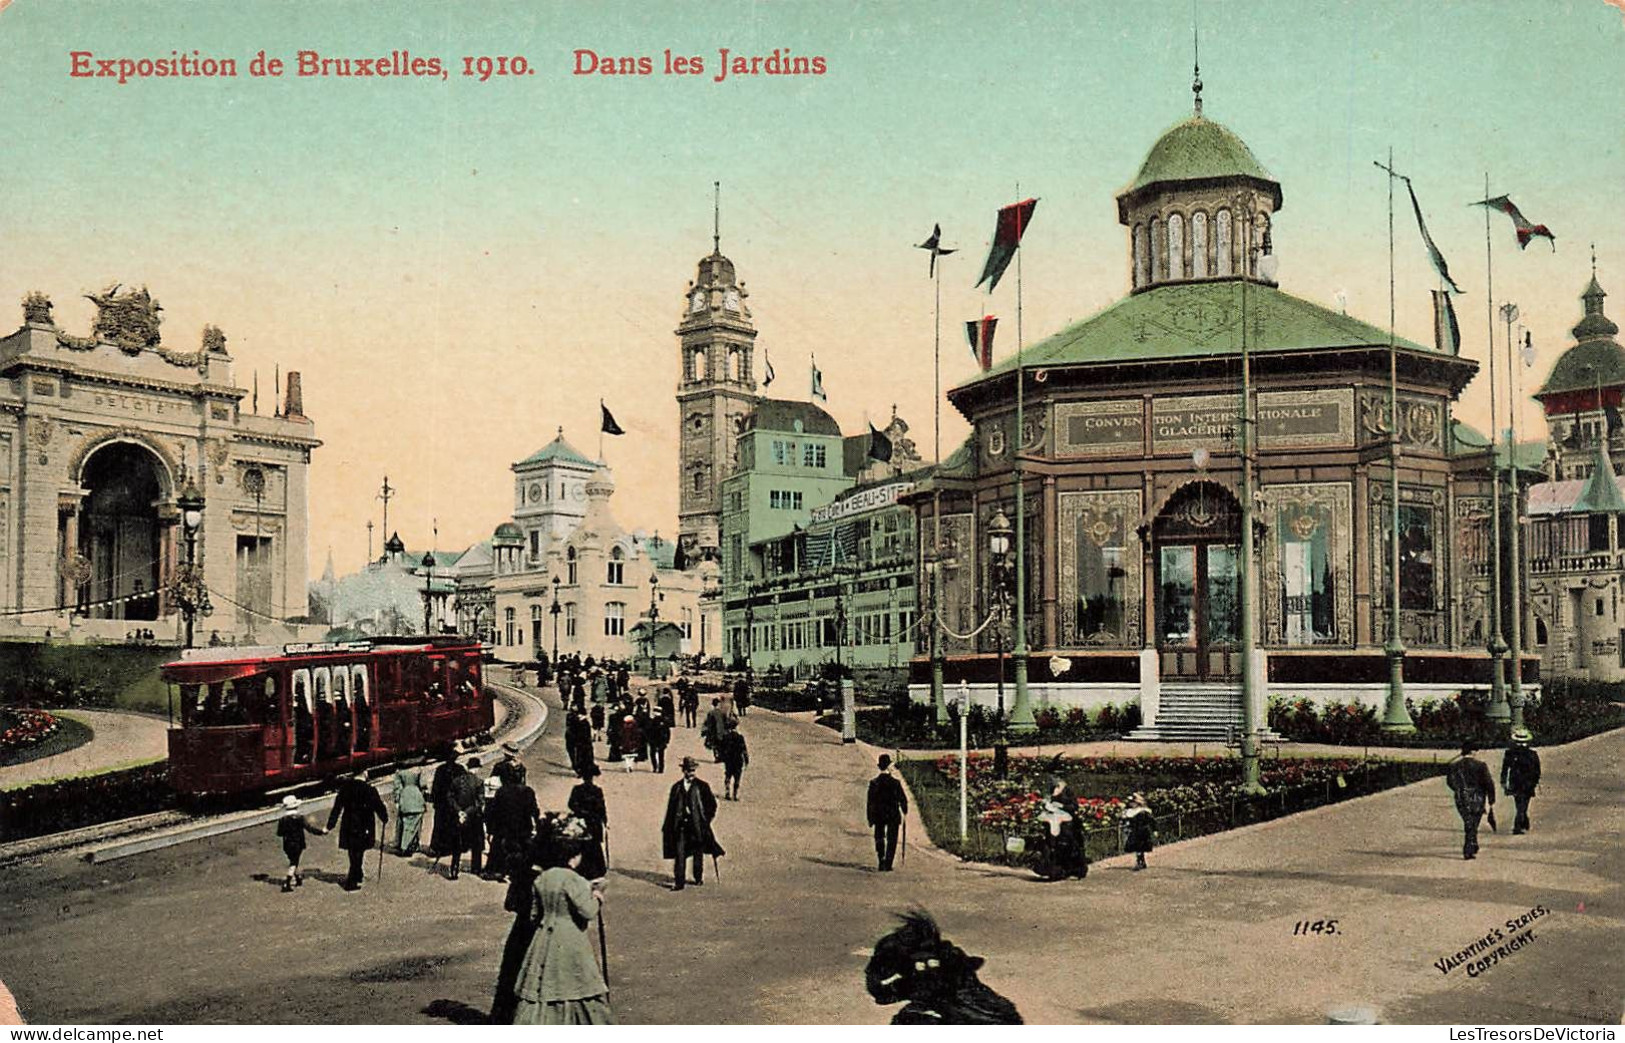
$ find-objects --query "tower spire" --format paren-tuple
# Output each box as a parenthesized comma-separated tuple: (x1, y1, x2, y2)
(1192, 3, 1203, 117)
(713, 180, 721, 254)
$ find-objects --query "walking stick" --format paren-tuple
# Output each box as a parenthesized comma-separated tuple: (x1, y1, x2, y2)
(900, 817, 907, 866)
(376, 832, 385, 883)
(711, 852, 721, 883)
(596, 905, 611, 990)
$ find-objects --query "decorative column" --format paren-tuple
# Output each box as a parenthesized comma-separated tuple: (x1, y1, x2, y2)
(1042, 474, 1058, 647)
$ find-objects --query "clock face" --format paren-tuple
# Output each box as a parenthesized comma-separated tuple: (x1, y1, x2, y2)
(528, 483, 542, 501)
(690, 291, 706, 313)
(724, 290, 741, 312)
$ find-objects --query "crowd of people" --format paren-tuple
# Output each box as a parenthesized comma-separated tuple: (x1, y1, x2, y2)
(272, 657, 763, 1023)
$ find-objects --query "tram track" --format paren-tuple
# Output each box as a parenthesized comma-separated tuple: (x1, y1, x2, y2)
(0, 681, 547, 867)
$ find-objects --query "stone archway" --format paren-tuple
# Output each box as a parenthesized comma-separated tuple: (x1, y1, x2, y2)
(69, 441, 175, 620)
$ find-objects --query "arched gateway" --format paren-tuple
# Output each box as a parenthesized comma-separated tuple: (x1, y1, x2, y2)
(67, 440, 176, 621)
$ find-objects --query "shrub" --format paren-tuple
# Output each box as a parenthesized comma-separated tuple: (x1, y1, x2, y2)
(1095, 702, 1121, 733)
(1034, 707, 1062, 731)
(0, 761, 174, 842)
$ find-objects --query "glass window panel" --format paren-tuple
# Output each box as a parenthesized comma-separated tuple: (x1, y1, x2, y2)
(1158, 545, 1195, 643)
(1205, 545, 1239, 644)
(1398, 504, 1436, 611)
(1191, 211, 1209, 278)
(1076, 512, 1127, 642)
(1279, 503, 1335, 644)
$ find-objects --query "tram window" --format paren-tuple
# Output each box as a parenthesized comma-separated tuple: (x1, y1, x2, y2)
(333, 668, 348, 702)
(201, 683, 225, 725)
(314, 668, 329, 703)
(179, 684, 201, 725)
(219, 679, 252, 725)
(292, 670, 313, 765)
(352, 666, 371, 750)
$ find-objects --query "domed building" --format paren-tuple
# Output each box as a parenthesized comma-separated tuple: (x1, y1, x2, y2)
(908, 88, 1525, 737)
(1524, 272, 1625, 681)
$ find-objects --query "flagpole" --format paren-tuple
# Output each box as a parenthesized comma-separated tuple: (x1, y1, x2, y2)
(1502, 300, 1524, 727)
(931, 244, 948, 725)
(1483, 172, 1511, 722)
(1376, 150, 1413, 733)
(1009, 184, 1034, 734)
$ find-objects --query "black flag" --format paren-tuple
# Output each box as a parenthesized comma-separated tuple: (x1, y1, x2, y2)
(600, 402, 625, 436)
(915, 223, 956, 278)
(867, 422, 893, 463)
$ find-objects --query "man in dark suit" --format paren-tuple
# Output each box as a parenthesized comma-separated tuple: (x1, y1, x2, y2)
(661, 756, 724, 890)
(867, 754, 909, 872)
(1500, 728, 1542, 834)
(1446, 740, 1496, 860)
(326, 770, 388, 891)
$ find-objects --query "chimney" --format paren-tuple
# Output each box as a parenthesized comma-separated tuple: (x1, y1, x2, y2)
(283, 371, 306, 419)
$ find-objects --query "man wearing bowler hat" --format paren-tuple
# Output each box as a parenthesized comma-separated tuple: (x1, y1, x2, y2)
(1445, 740, 1496, 860)
(661, 756, 724, 890)
(866, 754, 909, 872)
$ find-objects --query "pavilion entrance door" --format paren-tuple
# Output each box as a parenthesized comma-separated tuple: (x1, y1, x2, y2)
(1153, 482, 1242, 682)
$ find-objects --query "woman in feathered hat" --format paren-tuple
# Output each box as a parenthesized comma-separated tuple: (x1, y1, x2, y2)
(492, 813, 614, 1025)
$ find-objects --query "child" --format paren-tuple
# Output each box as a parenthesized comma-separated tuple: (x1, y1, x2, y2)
(1123, 792, 1154, 871)
(276, 795, 320, 892)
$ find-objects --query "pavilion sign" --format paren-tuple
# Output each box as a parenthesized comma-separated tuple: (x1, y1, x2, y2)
(1151, 388, 1352, 455)
(811, 481, 915, 523)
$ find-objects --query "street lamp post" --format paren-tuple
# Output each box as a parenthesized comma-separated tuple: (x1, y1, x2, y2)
(1502, 302, 1525, 726)
(176, 480, 209, 649)
(550, 575, 562, 663)
(646, 573, 660, 676)
(422, 550, 437, 636)
(988, 508, 1013, 779)
(1234, 195, 1275, 794)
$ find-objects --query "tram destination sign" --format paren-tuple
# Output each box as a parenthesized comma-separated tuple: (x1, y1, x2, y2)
(1152, 388, 1352, 454)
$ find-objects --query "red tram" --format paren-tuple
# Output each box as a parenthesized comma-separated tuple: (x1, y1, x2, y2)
(162, 637, 493, 796)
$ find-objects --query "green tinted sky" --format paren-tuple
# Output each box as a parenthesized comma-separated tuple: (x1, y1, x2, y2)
(2, 1, 1621, 569)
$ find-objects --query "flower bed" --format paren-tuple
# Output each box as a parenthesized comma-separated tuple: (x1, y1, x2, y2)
(0, 708, 60, 754)
(902, 751, 1447, 866)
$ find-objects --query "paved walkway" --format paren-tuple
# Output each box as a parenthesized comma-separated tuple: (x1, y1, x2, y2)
(0, 711, 168, 790)
(0, 688, 1617, 1024)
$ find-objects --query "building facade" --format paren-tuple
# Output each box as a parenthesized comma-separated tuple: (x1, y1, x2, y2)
(907, 96, 1531, 732)
(489, 464, 705, 664)
(718, 398, 926, 676)
(0, 286, 319, 644)
(1524, 274, 1625, 682)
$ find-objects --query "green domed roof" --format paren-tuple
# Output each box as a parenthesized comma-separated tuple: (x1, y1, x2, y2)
(1537, 339, 1625, 397)
(1537, 277, 1625, 398)
(1118, 115, 1281, 217)
(493, 521, 523, 541)
(1132, 116, 1274, 190)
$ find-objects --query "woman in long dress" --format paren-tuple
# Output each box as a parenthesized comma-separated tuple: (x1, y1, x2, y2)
(503, 817, 614, 1025)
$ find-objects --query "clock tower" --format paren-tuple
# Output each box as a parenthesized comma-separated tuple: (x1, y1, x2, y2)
(676, 232, 758, 564)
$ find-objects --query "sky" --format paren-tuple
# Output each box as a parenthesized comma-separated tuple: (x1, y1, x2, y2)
(1, 0, 1622, 577)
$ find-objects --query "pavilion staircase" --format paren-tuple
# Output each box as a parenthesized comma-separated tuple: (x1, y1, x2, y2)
(1127, 683, 1284, 744)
